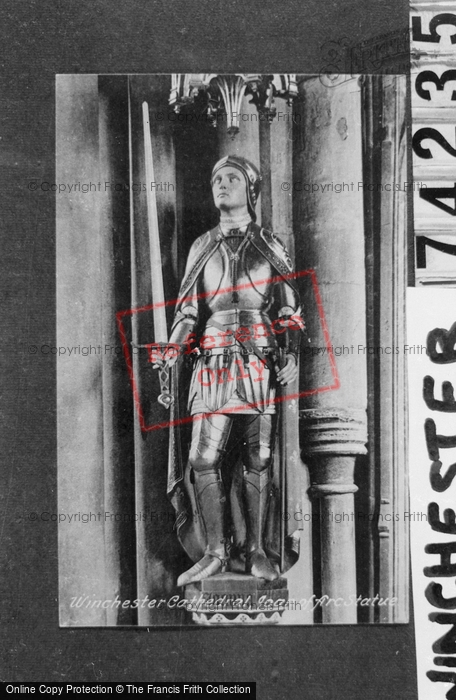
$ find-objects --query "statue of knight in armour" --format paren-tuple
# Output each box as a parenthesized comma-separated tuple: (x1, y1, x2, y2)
(156, 155, 304, 587)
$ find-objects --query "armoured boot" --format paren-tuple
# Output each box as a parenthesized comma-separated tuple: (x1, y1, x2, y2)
(243, 468, 279, 581)
(177, 470, 228, 587)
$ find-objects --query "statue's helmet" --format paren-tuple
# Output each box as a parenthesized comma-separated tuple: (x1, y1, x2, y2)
(211, 155, 262, 221)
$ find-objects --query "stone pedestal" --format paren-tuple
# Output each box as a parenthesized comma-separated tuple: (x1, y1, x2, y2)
(185, 573, 288, 625)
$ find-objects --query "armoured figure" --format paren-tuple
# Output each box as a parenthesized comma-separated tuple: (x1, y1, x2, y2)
(158, 155, 304, 587)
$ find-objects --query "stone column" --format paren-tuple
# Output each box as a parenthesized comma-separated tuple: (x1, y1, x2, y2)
(57, 75, 137, 626)
(294, 76, 368, 623)
(302, 413, 367, 623)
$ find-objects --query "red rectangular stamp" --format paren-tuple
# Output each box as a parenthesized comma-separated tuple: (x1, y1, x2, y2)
(116, 268, 339, 432)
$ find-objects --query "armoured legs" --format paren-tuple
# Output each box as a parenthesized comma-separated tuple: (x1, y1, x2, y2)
(177, 413, 279, 586)
(240, 414, 278, 581)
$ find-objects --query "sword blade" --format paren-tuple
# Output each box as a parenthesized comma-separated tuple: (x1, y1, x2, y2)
(142, 101, 168, 344)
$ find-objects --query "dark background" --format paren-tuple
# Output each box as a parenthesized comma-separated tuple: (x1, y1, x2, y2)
(0, 1, 417, 697)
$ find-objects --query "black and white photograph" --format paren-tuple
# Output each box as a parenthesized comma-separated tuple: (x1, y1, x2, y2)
(2, 0, 424, 695)
(57, 72, 410, 628)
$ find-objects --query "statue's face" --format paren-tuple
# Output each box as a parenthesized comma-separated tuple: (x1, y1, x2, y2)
(211, 166, 248, 213)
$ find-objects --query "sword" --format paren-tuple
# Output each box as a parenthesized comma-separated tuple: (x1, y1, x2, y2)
(141, 100, 173, 409)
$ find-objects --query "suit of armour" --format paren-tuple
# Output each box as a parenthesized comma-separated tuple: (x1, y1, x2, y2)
(168, 219, 304, 585)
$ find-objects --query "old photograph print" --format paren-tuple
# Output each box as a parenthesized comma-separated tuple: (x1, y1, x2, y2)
(56, 73, 410, 627)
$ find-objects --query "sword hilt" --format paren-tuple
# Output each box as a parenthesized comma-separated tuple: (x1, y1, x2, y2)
(134, 342, 174, 409)
(157, 364, 173, 409)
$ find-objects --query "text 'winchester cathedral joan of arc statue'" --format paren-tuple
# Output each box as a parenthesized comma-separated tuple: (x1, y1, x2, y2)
(152, 155, 305, 593)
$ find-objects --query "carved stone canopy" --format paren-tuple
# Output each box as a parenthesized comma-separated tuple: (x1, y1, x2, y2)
(169, 74, 298, 137)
